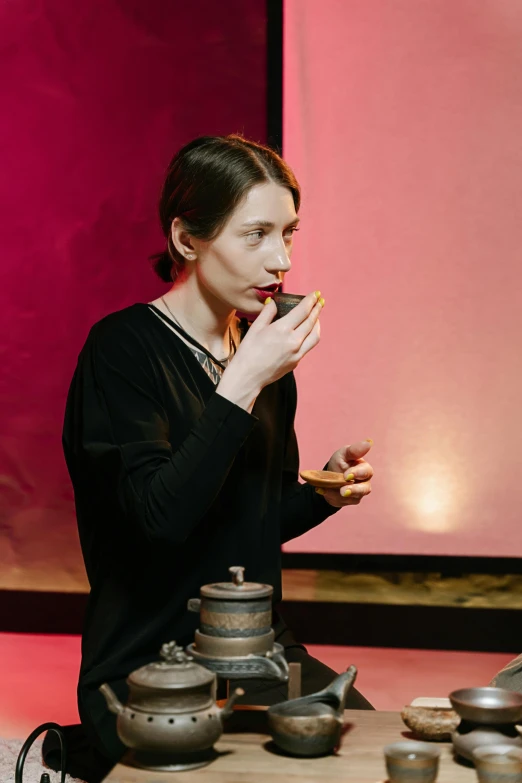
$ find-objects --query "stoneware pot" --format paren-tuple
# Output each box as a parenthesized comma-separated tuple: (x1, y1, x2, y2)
(452, 723, 522, 763)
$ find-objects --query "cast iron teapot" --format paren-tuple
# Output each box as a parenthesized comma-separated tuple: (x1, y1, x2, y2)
(99, 640, 243, 770)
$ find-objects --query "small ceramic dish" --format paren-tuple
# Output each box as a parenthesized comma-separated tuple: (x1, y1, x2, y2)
(300, 470, 348, 489)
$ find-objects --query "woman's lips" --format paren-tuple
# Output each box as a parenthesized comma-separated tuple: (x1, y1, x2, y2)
(253, 285, 280, 300)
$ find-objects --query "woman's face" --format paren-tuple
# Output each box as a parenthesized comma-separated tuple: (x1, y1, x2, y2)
(187, 182, 299, 315)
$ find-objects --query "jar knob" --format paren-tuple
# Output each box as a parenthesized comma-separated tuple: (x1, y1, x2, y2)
(160, 641, 190, 664)
(229, 566, 245, 586)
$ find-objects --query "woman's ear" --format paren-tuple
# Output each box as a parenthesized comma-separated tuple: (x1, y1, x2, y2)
(171, 217, 197, 261)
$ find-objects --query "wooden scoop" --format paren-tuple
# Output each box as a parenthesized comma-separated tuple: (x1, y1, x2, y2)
(300, 469, 349, 488)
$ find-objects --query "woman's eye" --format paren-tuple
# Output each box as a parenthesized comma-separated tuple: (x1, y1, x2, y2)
(245, 227, 299, 244)
(284, 227, 300, 241)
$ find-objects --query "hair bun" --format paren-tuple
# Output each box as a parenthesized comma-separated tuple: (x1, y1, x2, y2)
(151, 251, 173, 283)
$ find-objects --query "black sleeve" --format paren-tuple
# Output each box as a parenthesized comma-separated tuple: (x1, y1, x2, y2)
(279, 373, 339, 544)
(65, 319, 257, 544)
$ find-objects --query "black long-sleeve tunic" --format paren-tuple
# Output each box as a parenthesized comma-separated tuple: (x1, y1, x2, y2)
(63, 303, 338, 747)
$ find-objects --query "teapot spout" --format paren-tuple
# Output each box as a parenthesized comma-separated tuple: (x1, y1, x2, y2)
(328, 665, 358, 717)
(99, 683, 124, 715)
(219, 687, 245, 722)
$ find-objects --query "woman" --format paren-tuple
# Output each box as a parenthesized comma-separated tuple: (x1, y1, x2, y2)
(45, 135, 374, 782)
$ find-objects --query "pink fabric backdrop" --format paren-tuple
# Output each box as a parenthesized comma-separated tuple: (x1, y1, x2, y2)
(0, 0, 267, 591)
(284, 0, 522, 555)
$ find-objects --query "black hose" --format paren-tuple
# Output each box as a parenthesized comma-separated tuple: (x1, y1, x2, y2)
(15, 722, 66, 783)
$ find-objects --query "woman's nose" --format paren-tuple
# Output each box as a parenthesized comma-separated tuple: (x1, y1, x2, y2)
(266, 249, 292, 274)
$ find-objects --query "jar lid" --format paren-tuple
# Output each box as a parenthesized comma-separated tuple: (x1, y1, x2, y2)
(200, 566, 273, 601)
(128, 642, 215, 690)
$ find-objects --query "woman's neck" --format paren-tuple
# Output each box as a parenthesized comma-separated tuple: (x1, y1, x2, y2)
(153, 277, 239, 358)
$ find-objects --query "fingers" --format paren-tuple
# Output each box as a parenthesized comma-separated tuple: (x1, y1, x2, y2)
(315, 480, 371, 507)
(343, 459, 374, 482)
(295, 315, 321, 359)
(339, 481, 372, 500)
(342, 440, 374, 463)
(293, 297, 323, 345)
(250, 297, 277, 330)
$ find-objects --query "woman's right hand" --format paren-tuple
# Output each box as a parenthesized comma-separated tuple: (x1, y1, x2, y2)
(216, 291, 324, 412)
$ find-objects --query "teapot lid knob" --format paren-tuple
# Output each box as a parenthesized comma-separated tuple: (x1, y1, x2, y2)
(159, 641, 192, 664)
(229, 566, 245, 586)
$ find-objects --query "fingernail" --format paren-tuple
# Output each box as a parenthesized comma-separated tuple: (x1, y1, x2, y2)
(342, 488, 352, 497)
(264, 297, 272, 305)
(344, 473, 355, 481)
(315, 487, 326, 495)
(366, 438, 374, 445)
(319, 297, 325, 307)
(314, 290, 321, 299)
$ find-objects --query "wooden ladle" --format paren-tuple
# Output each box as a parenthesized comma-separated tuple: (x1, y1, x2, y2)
(299, 469, 349, 489)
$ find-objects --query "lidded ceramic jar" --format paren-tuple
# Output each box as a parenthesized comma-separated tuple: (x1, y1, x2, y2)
(188, 566, 274, 657)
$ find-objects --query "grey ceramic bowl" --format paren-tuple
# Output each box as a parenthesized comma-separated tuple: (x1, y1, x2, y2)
(449, 687, 522, 725)
(267, 702, 342, 757)
(473, 744, 522, 783)
(383, 741, 440, 783)
(272, 292, 305, 320)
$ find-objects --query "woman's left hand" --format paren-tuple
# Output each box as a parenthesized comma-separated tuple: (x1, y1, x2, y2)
(317, 439, 374, 508)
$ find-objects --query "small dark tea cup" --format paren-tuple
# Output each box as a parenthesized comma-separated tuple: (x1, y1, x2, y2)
(271, 292, 305, 320)
(384, 741, 440, 783)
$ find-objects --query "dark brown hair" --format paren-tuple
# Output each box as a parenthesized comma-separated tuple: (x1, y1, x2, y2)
(150, 134, 301, 283)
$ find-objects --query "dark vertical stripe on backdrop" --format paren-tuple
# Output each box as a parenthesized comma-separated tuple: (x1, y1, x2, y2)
(267, 0, 283, 152)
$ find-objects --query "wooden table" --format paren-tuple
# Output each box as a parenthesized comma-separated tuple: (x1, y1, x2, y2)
(103, 710, 476, 782)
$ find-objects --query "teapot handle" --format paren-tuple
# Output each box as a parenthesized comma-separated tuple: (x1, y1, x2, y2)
(187, 598, 201, 613)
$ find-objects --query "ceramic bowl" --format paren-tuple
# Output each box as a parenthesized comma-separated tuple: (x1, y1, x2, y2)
(449, 687, 522, 725)
(267, 703, 342, 757)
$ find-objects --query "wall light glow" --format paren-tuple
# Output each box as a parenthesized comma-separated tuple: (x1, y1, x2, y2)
(392, 410, 469, 534)
(401, 469, 460, 534)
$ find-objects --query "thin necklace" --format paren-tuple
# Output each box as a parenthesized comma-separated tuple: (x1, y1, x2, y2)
(160, 297, 236, 365)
